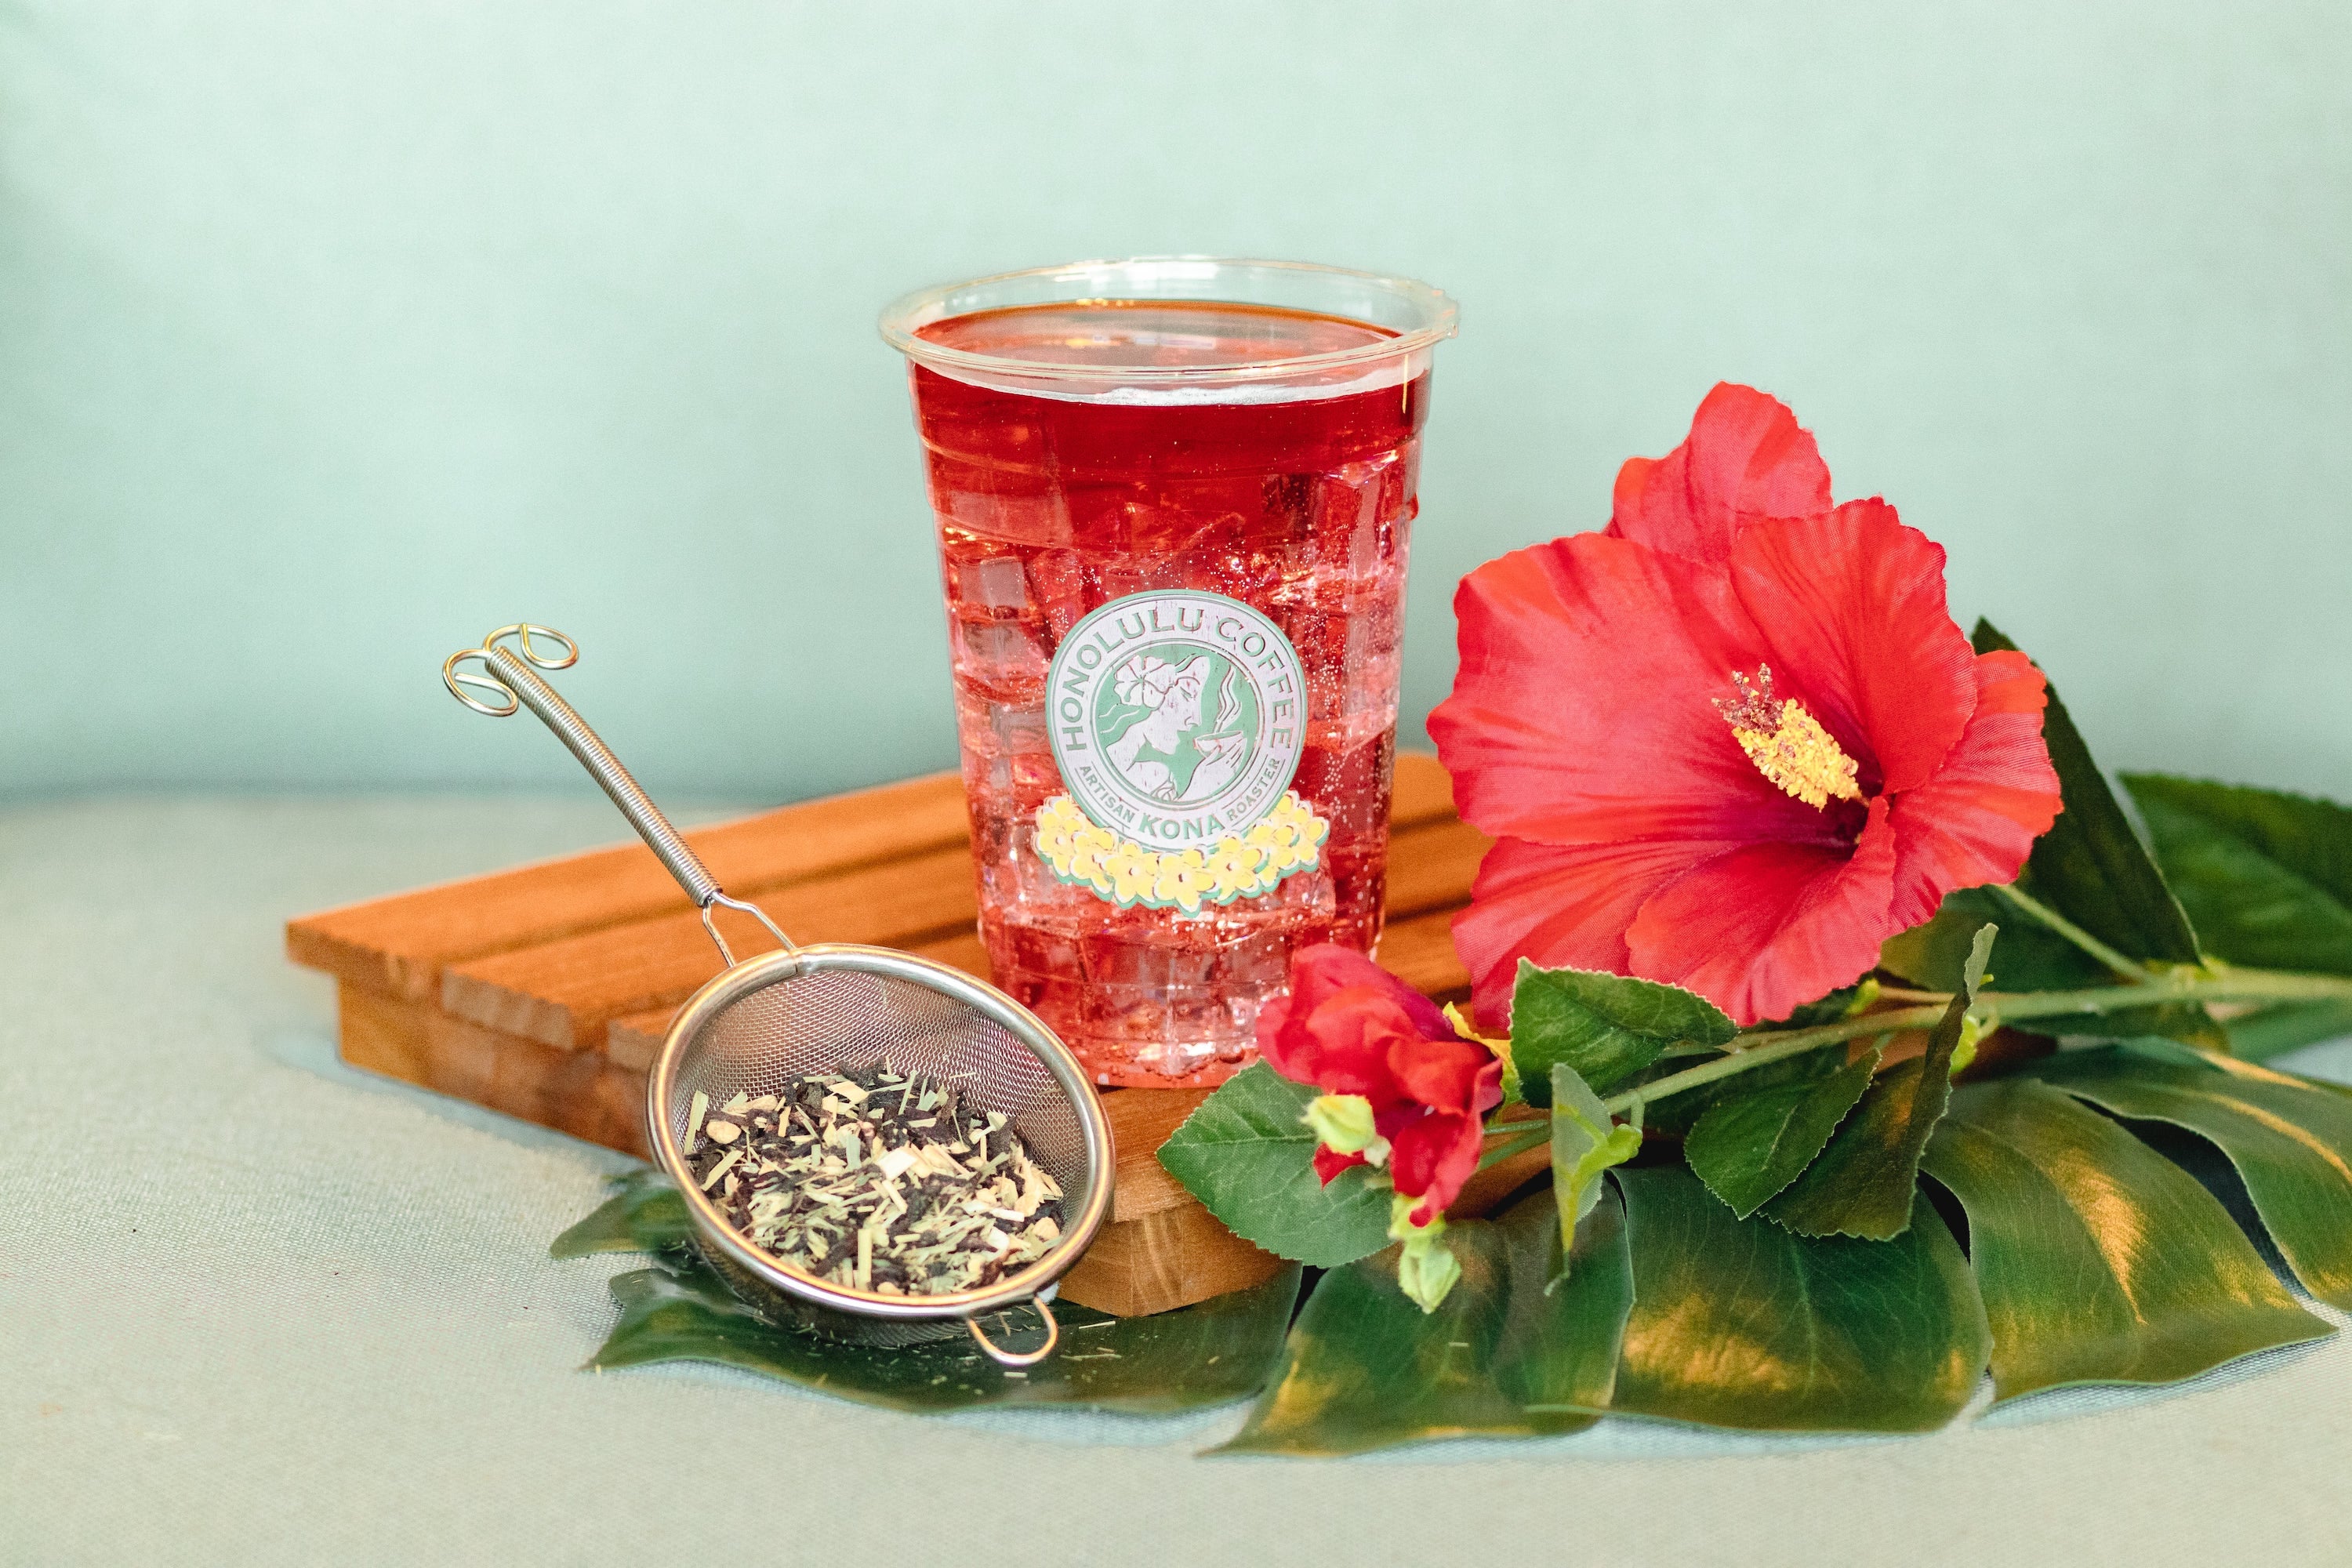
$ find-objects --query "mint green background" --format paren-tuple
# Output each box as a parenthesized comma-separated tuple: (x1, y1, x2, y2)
(5, 3, 2348, 804)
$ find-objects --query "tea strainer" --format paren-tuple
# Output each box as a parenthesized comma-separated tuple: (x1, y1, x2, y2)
(442, 623, 1113, 1367)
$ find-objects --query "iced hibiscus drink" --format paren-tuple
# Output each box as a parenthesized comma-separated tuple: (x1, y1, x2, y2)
(882, 261, 1454, 1086)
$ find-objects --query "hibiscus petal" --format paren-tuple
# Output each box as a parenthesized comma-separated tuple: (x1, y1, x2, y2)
(1453, 835, 1744, 1028)
(1732, 503, 1979, 796)
(1431, 533, 1835, 848)
(1624, 797, 1900, 1026)
(1262, 943, 1486, 1105)
(1884, 649, 2063, 931)
(1388, 1107, 1487, 1225)
(1312, 1145, 1370, 1185)
(1283, 943, 1388, 1014)
(1387, 1033, 1504, 1116)
(1604, 383, 1832, 564)
(1286, 943, 1457, 1042)
(1288, 986, 1422, 1102)
(1611, 455, 1657, 521)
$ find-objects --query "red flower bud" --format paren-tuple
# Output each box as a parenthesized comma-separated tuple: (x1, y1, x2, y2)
(1258, 946, 1505, 1225)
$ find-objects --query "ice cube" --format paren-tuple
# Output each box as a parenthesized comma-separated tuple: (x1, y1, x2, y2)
(942, 485, 1070, 548)
(989, 699, 1047, 753)
(957, 555, 1030, 613)
(957, 620, 1047, 702)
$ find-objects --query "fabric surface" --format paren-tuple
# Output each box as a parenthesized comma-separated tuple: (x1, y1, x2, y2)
(5, 796, 2351, 1565)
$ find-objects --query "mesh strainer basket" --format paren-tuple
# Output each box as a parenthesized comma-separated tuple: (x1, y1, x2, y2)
(444, 624, 1113, 1367)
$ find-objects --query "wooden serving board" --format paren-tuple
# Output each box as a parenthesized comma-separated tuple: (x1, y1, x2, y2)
(288, 753, 1493, 1316)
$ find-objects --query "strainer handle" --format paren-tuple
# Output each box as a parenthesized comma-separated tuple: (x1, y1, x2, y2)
(966, 1296, 1059, 1368)
(441, 626, 793, 960)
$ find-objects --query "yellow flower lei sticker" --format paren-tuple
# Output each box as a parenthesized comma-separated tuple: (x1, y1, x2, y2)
(1033, 790, 1329, 913)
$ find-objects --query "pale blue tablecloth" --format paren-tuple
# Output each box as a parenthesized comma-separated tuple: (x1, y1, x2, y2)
(5, 796, 2350, 1565)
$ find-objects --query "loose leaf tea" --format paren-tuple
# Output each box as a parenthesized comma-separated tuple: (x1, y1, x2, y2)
(684, 1064, 1064, 1297)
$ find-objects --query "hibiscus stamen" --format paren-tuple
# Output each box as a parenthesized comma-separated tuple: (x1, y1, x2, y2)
(1714, 665, 1863, 809)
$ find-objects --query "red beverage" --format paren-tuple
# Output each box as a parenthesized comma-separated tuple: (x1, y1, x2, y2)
(883, 263, 1454, 1086)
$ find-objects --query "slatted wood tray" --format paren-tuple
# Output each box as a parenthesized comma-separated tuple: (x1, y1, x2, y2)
(286, 753, 1492, 1316)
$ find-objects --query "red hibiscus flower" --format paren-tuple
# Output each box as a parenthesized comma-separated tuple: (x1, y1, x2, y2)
(1256, 944, 1506, 1225)
(1428, 383, 2063, 1029)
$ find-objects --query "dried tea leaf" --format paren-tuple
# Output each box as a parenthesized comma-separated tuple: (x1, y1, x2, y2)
(684, 1061, 1066, 1299)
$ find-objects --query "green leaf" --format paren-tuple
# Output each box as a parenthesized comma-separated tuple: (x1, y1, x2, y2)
(1549, 1062, 1642, 1253)
(2222, 999, 2352, 1062)
(1511, 960, 1737, 1104)
(1880, 885, 2107, 995)
(1610, 1167, 1987, 1433)
(1156, 1062, 1393, 1267)
(591, 1250, 1301, 1414)
(550, 1169, 691, 1259)
(2030, 1046, 2352, 1310)
(1219, 1185, 1632, 1455)
(1973, 621, 2200, 967)
(1952, 626, 2220, 1046)
(1885, 884, 2210, 1043)
(1755, 982, 1873, 1031)
(1920, 1078, 2328, 1402)
(1762, 927, 1987, 1238)
(2123, 774, 2352, 976)
(1685, 1044, 1882, 1218)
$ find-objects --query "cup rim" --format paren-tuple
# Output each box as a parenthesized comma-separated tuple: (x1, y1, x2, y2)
(877, 255, 1457, 387)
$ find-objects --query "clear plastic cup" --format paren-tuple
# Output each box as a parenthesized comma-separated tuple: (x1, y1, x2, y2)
(881, 257, 1457, 1087)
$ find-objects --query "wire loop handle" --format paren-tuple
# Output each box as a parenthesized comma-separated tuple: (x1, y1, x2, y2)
(964, 1295, 1059, 1367)
(440, 624, 794, 959)
(486, 623, 579, 670)
(441, 652, 521, 716)
(442, 623, 577, 715)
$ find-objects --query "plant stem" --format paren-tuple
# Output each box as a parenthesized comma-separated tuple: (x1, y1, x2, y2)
(1600, 1022, 1919, 1115)
(1988, 971, 2352, 1013)
(1987, 881, 2151, 982)
(1476, 1124, 1549, 1171)
(1597, 964, 2352, 1115)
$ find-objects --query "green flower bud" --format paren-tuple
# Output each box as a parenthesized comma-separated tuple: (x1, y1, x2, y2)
(1387, 1192, 1463, 1312)
(1389, 1189, 1444, 1243)
(1303, 1094, 1390, 1165)
(1396, 1236, 1462, 1314)
(1950, 1013, 1984, 1076)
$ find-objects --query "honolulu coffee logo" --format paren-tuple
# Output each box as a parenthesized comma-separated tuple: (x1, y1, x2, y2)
(1047, 590, 1307, 845)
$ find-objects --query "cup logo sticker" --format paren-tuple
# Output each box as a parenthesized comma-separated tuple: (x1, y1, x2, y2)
(1036, 590, 1327, 913)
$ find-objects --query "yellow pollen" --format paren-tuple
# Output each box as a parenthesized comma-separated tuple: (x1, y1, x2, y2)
(1715, 665, 1863, 810)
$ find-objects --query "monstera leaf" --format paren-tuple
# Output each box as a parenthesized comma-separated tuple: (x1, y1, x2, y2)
(555, 1171, 1299, 1416)
(1918, 624, 2221, 1047)
(1972, 621, 2201, 968)
(2123, 774, 2352, 977)
(2029, 1046, 2352, 1309)
(1922, 1077, 2328, 1401)
(1221, 1186, 1632, 1455)
(1610, 1167, 1988, 1433)
(554, 1020, 2352, 1454)
(550, 1168, 691, 1258)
